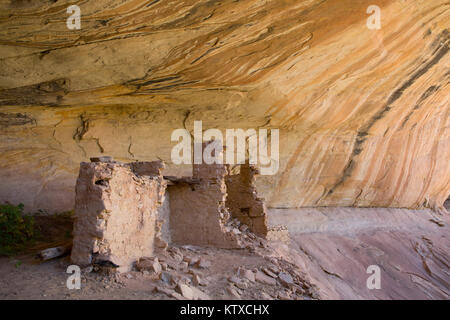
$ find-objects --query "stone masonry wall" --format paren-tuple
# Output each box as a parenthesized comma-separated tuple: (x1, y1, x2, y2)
(70, 159, 166, 272)
(168, 181, 239, 248)
(225, 164, 268, 237)
(168, 141, 241, 247)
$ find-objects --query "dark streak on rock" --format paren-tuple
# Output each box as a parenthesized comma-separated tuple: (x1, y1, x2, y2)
(134, 75, 180, 88)
(128, 137, 135, 158)
(324, 31, 449, 199)
(191, 46, 221, 65)
(39, 49, 51, 60)
(94, 138, 105, 154)
(0, 78, 69, 106)
(134, 80, 200, 93)
(0, 112, 35, 127)
(400, 85, 441, 129)
(146, 0, 160, 8)
(73, 114, 89, 142)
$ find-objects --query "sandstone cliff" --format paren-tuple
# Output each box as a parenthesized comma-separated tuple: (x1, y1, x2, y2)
(0, 0, 448, 213)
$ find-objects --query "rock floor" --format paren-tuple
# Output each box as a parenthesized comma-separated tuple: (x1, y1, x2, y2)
(0, 206, 448, 300)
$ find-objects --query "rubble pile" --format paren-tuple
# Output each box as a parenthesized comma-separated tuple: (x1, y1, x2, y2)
(82, 231, 319, 300)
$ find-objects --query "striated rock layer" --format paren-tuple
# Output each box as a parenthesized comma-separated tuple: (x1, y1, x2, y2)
(0, 0, 449, 213)
(270, 206, 450, 299)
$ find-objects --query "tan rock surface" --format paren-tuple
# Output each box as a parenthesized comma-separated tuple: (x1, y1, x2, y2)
(0, 0, 448, 213)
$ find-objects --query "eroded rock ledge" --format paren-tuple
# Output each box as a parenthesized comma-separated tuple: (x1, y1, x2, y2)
(0, 0, 449, 213)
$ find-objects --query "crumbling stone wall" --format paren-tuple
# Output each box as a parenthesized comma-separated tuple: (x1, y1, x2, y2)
(167, 142, 241, 248)
(71, 159, 166, 272)
(169, 142, 270, 244)
(71, 145, 278, 271)
(168, 181, 239, 248)
(225, 164, 268, 237)
(155, 190, 171, 250)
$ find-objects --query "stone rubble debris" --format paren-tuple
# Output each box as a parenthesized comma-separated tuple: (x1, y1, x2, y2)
(237, 267, 255, 282)
(175, 283, 210, 300)
(255, 270, 277, 285)
(192, 274, 205, 286)
(266, 225, 290, 243)
(160, 271, 174, 285)
(195, 258, 212, 269)
(227, 286, 241, 298)
(39, 245, 71, 261)
(278, 272, 295, 288)
(78, 232, 319, 301)
(176, 283, 194, 299)
(262, 267, 278, 279)
(135, 257, 162, 274)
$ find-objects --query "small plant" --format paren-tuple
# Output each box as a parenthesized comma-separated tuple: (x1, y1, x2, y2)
(0, 203, 35, 256)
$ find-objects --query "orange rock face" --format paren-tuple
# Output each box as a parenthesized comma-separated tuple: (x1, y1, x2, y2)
(0, 0, 448, 213)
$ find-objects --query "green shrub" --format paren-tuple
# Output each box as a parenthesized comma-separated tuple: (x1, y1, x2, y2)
(0, 203, 35, 256)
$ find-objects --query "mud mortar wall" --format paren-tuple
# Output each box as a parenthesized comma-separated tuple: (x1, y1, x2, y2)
(168, 180, 240, 248)
(225, 165, 268, 236)
(71, 161, 166, 271)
